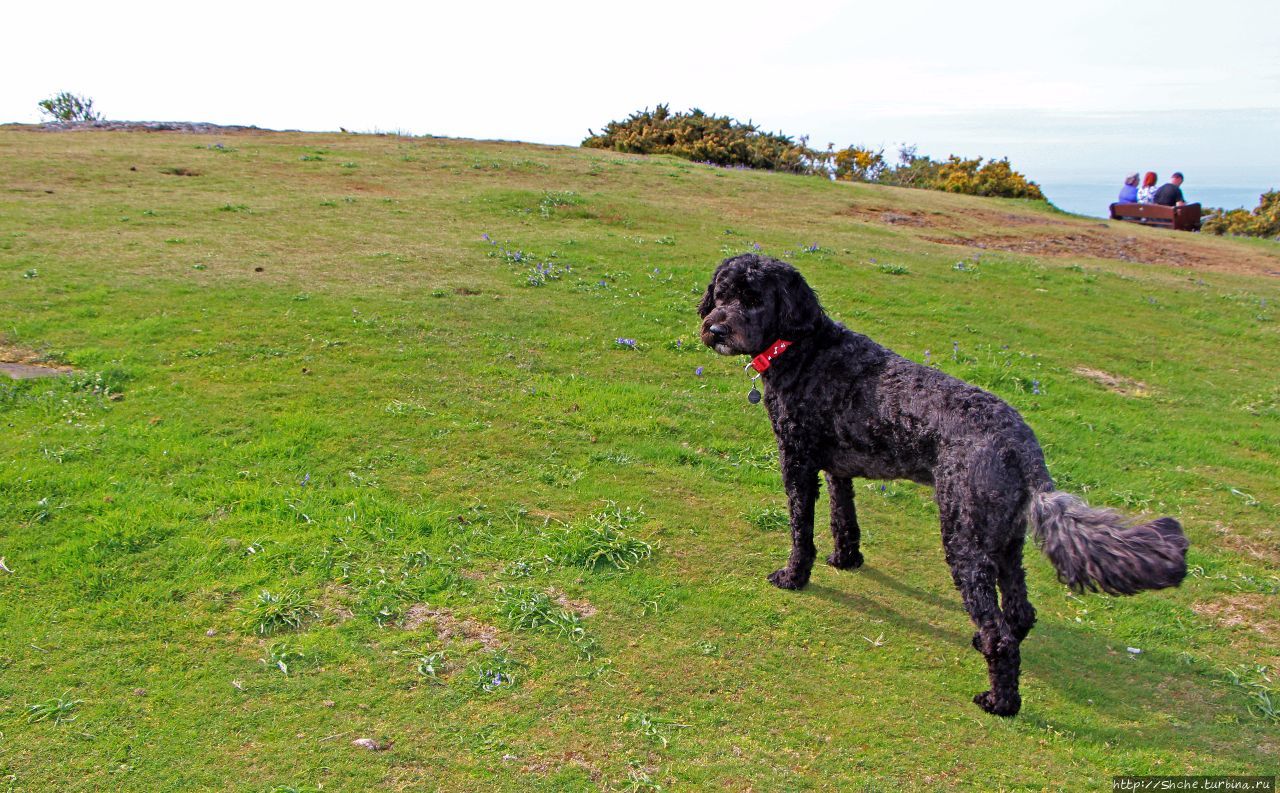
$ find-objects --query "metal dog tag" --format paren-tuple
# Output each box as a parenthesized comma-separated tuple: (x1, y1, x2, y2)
(747, 386, 761, 404)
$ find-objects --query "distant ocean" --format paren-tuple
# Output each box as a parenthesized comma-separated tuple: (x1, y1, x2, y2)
(1038, 183, 1270, 219)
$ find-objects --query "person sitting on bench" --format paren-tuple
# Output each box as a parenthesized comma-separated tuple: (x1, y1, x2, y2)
(1137, 171, 1158, 204)
(1154, 172, 1187, 207)
(1118, 173, 1139, 203)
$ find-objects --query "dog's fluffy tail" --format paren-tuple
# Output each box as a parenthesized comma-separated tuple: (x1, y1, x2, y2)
(1027, 489, 1189, 596)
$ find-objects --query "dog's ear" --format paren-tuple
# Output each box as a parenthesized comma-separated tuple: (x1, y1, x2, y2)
(776, 267, 824, 338)
(697, 277, 716, 318)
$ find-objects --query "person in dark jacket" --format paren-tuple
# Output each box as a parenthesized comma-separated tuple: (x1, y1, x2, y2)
(1153, 172, 1186, 206)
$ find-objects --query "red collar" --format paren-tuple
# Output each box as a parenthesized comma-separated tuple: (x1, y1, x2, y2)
(750, 339, 793, 372)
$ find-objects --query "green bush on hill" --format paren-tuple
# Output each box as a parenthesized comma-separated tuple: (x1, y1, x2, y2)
(583, 106, 1044, 200)
(582, 104, 813, 173)
(868, 148, 1044, 200)
(873, 144, 944, 189)
(832, 145, 887, 182)
(936, 155, 1045, 200)
(38, 91, 102, 123)
(1203, 190, 1280, 238)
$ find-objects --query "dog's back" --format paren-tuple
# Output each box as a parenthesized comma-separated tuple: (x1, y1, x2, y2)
(781, 325, 1049, 492)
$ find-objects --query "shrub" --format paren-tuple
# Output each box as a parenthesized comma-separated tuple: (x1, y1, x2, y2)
(584, 106, 1044, 200)
(583, 105, 815, 173)
(877, 145, 944, 189)
(38, 92, 102, 123)
(833, 146, 886, 182)
(1203, 190, 1280, 238)
(936, 156, 1044, 200)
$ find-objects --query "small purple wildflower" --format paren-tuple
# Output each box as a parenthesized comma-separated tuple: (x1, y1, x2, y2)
(1032, 379, 1041, 395)
(805, 242, 819, 253)
(481, 232, 492, 243)
(300, 473, 310, 487)
(616, 338, 637, 349)
(695, 366, 704, 376)
(923, 349, 931, 365)
(752, 242, 762, 252)
(676, 339, 683, 349)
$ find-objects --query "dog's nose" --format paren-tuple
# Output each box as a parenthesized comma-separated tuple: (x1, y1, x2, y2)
(709, 323, 728, 338)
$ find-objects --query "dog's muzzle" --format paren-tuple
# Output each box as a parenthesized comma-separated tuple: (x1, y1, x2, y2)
(702, 322, 736, 355)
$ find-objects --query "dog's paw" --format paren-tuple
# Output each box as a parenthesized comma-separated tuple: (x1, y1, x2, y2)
(826, 549, 864, 570)
(973, 690, 1021, 717)
(767, 568, 809, 590)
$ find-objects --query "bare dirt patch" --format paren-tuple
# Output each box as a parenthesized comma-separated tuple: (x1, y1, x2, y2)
(402, 604, 501, 648)
(841, 202, 1072, 233)
(990, 211, 1074, 228)
(550, 589, 598, 618)
(1073, 366, 1151, 398)
(923, 229, 1280, 276)
(1191, 594, 1280, 663)
(1192, 594, 1278, 635)
(1211, 522, 1279, 566)
(842, 205, 940, 228)
(401, 603, 435, 631)
(0, 343, 75, 379)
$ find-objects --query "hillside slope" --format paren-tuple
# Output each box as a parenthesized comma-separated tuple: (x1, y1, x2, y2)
(1, 126, 1277, 791)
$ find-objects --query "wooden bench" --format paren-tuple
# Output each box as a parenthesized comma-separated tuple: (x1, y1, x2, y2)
(1109, 202, 1201, 231)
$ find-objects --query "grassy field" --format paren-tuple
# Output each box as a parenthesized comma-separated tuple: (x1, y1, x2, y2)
(1, 126, 1277, 791)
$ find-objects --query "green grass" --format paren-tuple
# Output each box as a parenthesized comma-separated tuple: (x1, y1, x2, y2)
(0, 126, 1278, 791)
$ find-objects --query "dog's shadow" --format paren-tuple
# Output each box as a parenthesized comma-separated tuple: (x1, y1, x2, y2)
(805, 565, 1263, 765)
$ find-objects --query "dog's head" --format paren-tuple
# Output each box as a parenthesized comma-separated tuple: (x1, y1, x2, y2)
(698, 255, 825, 356)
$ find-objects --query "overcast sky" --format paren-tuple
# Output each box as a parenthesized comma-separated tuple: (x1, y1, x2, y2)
(4, 0, 1278, 186)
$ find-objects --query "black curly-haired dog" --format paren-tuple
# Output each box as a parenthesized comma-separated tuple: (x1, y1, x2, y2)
(699, 254, 1188, 716)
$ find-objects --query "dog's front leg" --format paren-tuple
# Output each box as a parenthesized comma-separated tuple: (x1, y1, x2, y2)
(768, 458, 818, 590)
(826, 473, 864, 570)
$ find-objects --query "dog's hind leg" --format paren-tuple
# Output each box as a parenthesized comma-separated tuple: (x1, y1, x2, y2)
(825, 473, 864, 570)
(939, 482, 1024, 716)
(768, 456, 819, 590)
(947, 545, 1023, 717)
(997, 532, 1036, 642)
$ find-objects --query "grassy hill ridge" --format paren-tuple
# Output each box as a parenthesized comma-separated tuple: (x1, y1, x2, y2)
(1, 127, 1277, 791)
